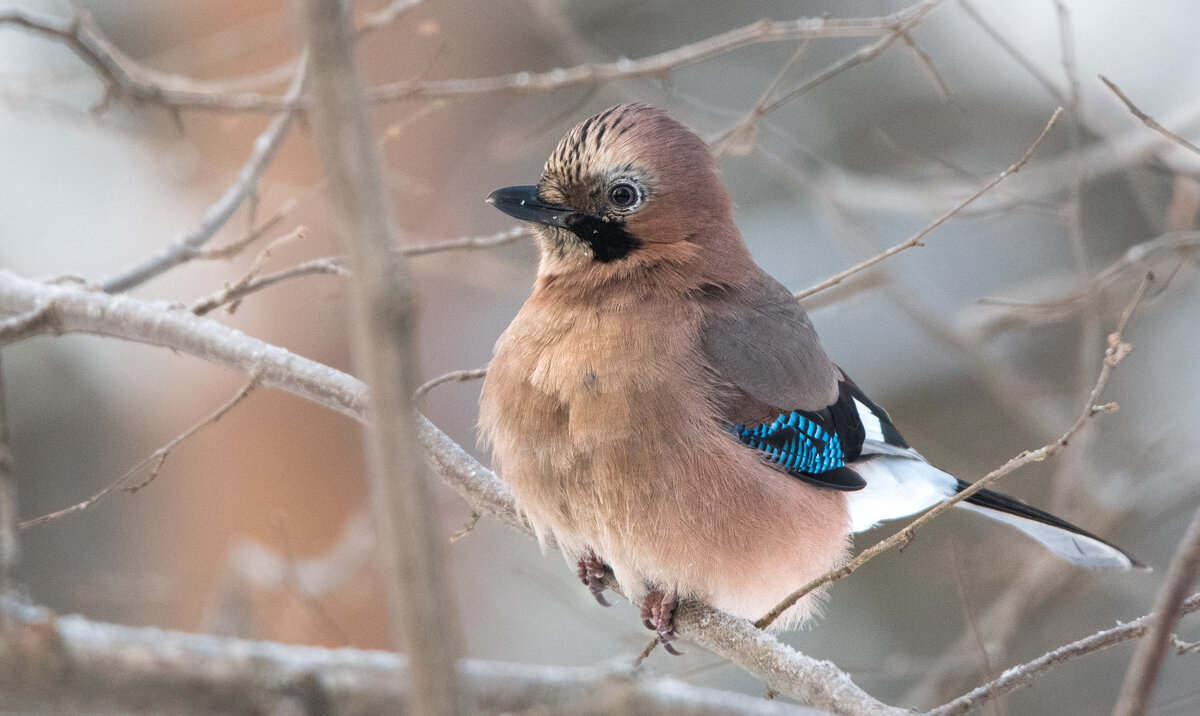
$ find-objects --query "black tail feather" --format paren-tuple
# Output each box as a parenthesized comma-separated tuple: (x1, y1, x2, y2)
(955, 479, 1144, 569)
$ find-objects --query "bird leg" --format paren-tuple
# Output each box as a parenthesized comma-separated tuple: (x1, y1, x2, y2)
(576, 551, 613, 607)
(640, 587, 683, 655)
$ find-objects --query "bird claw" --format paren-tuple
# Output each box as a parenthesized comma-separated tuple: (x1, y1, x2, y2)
(640, 588, 684, 656)
(576, 552, 613, 607)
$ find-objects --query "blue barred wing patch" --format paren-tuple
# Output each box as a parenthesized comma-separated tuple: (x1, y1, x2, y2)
(731, 412, 844, 475)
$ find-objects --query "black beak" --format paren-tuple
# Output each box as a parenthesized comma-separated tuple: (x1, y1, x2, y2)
(485, 185, 578, 229)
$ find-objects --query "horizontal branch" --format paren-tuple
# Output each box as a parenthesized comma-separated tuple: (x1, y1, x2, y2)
(2, 3, 941, 114)
(0, 269, 897, 715)
(0, 597, 817, 716)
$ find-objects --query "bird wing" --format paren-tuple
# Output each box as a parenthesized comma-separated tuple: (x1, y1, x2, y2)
(700, 276, 1138, 569)
(700, 275, 891, 490)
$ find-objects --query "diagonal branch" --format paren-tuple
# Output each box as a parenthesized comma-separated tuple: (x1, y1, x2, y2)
(794, 106, 1062, 301)
(929, 593, 1200, 716)
(1113, 504, 1200, 716)
(0, 270, 900, 715)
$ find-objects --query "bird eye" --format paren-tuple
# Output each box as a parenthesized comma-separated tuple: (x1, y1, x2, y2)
(608, 183, 640, 209)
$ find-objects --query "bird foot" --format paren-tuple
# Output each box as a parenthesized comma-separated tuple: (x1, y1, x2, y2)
(576, 552, 613, 607)
(640, 588, 683, 655)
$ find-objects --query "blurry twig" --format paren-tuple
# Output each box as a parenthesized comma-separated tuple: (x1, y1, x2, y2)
(0, 356, 16, 589)
(758, 273, 1151, 630)
(969, 231, 1199, 334)
(929, 592, 1200, 716)
(795, 107, 1063, 300)
(1113, 504, 1200, 716)
(1101, 75, 1200, 159)
(269, 512, 354, 646)
(19, 380, 257, 530)
(900, 31, 952, 101)
(711, 1, 944, 156)
(2, 3, 942, 113)
(189, 227, 529, 316)
(100, 54, 309, 293)
(355, 0, 426, 37)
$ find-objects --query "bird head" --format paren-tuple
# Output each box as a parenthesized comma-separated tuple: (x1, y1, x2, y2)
(487, 104, 741, 282)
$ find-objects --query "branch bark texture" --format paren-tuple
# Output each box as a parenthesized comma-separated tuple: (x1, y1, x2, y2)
(0, 597, 822, 716)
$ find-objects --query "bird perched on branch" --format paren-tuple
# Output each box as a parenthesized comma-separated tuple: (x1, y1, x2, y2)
(480, 103, 1138, 650)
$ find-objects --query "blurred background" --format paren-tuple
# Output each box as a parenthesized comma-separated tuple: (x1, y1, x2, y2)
(2, 0, 1199, 712)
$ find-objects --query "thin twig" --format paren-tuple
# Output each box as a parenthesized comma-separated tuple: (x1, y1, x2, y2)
(449, 512, 481, 543)
(191, 257, 348, 316)
(19, 380, 257, 530)
(900, 30, 952, 100)
(794, 107, 1063, 300)
(929, 593, 1200, 716)
(401, 226, 529, 256)
(413, 368, 488, 400)
(710, 39, 813, 158)
(757, 273, 1151, 629)
(99, 53, 309, 293)
(1113, 503, 1200, 716)
(189, 226, 310, 315)
(191, 227, 529, 316)
(711, 0, 944, 156)
(1101, 75, 1200, 159)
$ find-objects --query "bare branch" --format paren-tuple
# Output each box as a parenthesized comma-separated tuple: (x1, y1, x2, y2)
(0, 270, 899, 715)
(19, 380, 257, 531)
(1101, 75, 1200, 159)
(929, 593, 1200, 716)
(414, 368, 488, 400)
(0, 599, 820, 716)
(2, 3, 943, 114)
(758, 273, 1151, 629)
(1113, 504, 1200, 716)
(99, 54, 308, 293)
(297, 2, 463, 714)
(795, 107, 1063, 300)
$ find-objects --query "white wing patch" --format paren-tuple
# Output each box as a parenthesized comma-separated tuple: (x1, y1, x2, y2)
(854, 398, 885, 444)
(846, 455, 957, 532)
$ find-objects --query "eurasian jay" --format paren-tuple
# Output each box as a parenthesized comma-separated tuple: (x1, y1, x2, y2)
(480, 103, 1137, 649)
